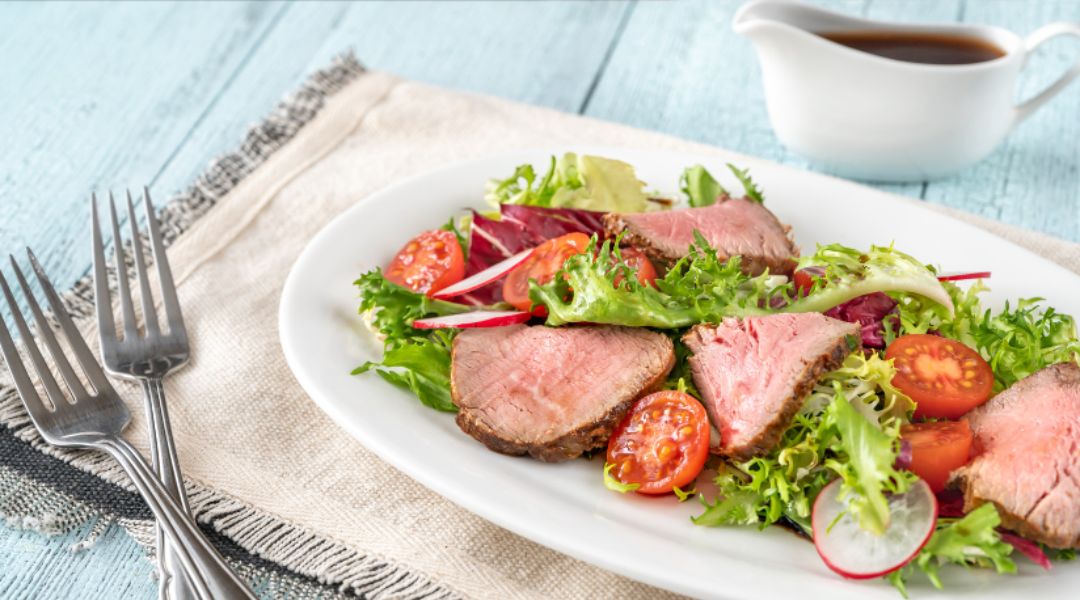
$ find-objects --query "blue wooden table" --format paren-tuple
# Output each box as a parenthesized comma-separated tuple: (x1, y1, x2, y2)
(1, 1, 1078, 597)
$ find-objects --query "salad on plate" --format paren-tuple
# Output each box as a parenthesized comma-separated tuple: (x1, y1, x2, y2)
(351, 152, 1080, 594)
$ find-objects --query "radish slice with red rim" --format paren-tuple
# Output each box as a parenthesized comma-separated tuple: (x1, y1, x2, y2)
(812, 478, 937, 579)
(432, 249, 534, 299)
(937, 271, 991, 282)
(412, 310, 531, 329)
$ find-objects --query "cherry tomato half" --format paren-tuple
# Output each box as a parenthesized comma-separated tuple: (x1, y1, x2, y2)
(612, 247, 659, 289)
(885, 334, 994, 419)
(385, 230, 465, 295)
(901, 420, 973, 493)
(502, 232, 590, 315)
(606, 390, 710, 495)
(793, 266, 826, 296)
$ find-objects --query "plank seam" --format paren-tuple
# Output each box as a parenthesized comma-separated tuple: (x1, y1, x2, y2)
(577, 0, 637, 115)
(147, 1, 294, 189)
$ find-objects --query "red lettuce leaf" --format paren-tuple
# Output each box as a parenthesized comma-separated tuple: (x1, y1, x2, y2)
(999, 531, 1052, 570)
(463, 205, 608, 304)
(824, 292, 898, 348)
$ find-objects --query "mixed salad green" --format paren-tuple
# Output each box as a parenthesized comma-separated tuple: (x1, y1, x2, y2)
(354, 154, 1080, 594)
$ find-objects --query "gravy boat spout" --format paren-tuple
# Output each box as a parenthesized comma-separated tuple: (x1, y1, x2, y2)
(733, 0, 1080, 182)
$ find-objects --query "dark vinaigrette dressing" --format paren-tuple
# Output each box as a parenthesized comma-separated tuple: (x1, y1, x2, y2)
(818, 31, 1005, 65)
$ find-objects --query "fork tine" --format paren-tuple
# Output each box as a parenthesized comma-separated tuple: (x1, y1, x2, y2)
(9, 257, 89, 400)
(126, 190, 159, 337)
(0, 287, 53, 426)
(26, 249, 113, 395)
(142, 188, 184, 333)
(108, 192, 138, 341)
(91, 194, 118, 344)
(0, 269, 66, 409)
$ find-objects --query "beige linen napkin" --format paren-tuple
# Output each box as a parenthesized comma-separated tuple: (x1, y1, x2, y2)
(53, 70, 1080, 598)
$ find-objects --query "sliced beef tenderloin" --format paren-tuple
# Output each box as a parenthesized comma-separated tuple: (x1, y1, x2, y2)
(451, 325, 675, 462)
(684, 313, 859, 460)
(603, 197, 799, 276)
(952, 362, 1080, 548)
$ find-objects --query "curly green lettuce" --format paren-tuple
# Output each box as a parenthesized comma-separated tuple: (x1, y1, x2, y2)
(892, 279, 1080, 390)
(530, 237, 953, 329)
(695, 353, 914, 535)
(530, 234, 782, 328)
(485, 153, 649, 213)
(352, 271, 472, 411)
(354, 270, 471, 350)
(886, 504, 1016, 596)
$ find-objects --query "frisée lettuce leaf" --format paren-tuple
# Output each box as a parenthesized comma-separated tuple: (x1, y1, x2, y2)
(530, 234, 781, 328)
(352, 271, 473, 411)
(886, 504, 1016, 596)
(530, 236, 953, 329)
(353, 270, 471, 350)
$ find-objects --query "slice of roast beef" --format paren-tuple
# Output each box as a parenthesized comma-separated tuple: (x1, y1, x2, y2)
(684, 313, 859, 460)
(603, 197, 799, 276)
(451, 325, 675, 462)
(952, 362, 1080, 548)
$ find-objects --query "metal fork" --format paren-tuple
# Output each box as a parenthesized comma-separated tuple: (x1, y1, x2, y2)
(91, 189, 199, 600)
(0, 250, 253, 599)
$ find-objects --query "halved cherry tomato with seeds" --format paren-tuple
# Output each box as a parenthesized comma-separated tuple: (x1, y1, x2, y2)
(385, 230, 465, 295)
(612, 247, 658, 288)
(606, 390, 710, 495)
(502, 232, 590, 315)
(885, 334, 993, 419)
(901, 420, 973, 493)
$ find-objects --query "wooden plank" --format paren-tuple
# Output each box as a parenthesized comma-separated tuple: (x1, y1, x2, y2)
(0, 522, 156, 599)
(0, 1, 290, 306)
(301, 1, 633, 113)
(922, 0, 1080, 241)
(153, 0, 633, 203)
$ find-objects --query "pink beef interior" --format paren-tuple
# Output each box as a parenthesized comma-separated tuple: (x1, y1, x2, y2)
(452, 325, 673, 445)
(957, 362, 1080, 548)
(685, 313, 858, 457)
(619, 198, 797, 270)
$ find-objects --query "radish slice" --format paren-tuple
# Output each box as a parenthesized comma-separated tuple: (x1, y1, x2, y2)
(432, 249, 535, 299)
(937, 271, 991, 282)
(812, 478, 937, 579)
(412, 310, 531, 329)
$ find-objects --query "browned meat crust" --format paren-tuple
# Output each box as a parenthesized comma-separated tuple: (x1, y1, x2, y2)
(603, 211, 684, 265)
(685, 323, 856, 461)
(450, 334, 676, 463)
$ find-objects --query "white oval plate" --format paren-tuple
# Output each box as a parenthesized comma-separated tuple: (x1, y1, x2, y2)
(279, 148, 1080, 599)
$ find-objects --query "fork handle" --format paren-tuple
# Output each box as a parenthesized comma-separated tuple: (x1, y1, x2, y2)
(100, 437, 254, 600)
(142, 378, 199, 600)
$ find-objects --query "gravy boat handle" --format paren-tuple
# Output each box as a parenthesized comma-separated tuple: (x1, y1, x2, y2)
(1015, 22, 1080, 124)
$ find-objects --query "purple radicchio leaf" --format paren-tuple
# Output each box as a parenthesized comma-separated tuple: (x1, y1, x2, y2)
(824, 292, 898, 348)
(463, 205, 608, 304)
